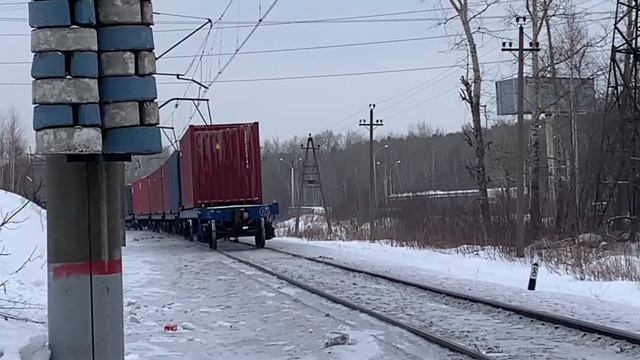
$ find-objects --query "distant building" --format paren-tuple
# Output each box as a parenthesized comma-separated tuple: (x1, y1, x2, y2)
(495, 77, 595, 116)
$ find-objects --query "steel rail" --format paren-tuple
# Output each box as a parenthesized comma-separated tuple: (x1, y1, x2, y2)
(218, 249, 492, 360)
(264, 246, 640, 346)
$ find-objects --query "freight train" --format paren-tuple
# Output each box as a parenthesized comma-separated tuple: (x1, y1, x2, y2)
(125, 123, 279, 249)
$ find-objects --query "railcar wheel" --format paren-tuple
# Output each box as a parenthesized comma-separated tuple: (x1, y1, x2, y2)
(208, 222, 217, 250)
(255, 218, 266, 249)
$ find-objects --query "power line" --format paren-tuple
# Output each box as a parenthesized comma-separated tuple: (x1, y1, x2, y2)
(149, 11, 615, 29)
(205, 0, 281, 86)
(161, 30, 511, 59)
(313, 46, 501, 133)
(180, 0, 282, 131)
(207, 60, 511, 83)
(151, 0, 525, 26)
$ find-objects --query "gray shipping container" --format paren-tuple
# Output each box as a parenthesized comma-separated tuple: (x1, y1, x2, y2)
(162, 150, 181, 213)
(124, 184, 133, 216)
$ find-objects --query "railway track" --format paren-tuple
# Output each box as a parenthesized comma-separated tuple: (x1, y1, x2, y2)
(217, 242, 640, 360)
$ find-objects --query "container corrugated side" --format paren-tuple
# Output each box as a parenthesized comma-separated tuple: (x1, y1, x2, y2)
(180, 126, 196, 209)
(162, 151, 181, 213)
(180, 123, 263, 208)
(149, 168, 164, 214)
(131, 176, 150, 216)
(125, 184, 132, 216)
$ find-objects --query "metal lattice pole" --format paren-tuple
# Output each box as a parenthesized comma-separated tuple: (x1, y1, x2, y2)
(599, 0, 640, 224)
(294, 134, 332, 236)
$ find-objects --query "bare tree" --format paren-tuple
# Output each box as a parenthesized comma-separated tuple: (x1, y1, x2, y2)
(447, 0, 494, 242)
(0, 110, 30, 197)
(0, 200, 42, 324)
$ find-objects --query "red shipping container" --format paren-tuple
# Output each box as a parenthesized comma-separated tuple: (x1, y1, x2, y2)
(149, 167, 164, 214)
(180, 123, 263, 209)
(161, 160, 171, 214)
(131, 176, 151, 216)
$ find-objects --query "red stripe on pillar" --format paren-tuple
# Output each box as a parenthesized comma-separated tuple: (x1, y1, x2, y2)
(51, 259, 122, 279)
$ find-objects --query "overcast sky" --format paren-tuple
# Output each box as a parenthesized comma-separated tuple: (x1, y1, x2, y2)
(0, 0, 613, 146)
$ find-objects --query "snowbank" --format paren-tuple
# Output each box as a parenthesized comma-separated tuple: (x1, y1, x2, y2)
(0, 189, 47, 359)
(276, 214, 369, 240)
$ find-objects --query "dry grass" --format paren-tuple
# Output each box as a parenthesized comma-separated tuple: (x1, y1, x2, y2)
(277, 201, 640, 282)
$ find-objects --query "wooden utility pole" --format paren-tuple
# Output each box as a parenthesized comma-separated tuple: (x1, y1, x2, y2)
(359, 105, 383, 240)
(502, 16, 540, 257)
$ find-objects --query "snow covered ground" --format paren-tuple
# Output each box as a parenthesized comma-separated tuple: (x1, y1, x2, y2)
(123, 232, 461, 359)
(0, 190, 47, 360)
(267, 238, 640, 333)
(3, 184, 640, 358)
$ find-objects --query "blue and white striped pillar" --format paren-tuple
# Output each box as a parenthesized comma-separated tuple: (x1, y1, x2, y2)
(29, 0, 163, 155)
(97, 0, 162, 154)
(30, 0, 102, 154)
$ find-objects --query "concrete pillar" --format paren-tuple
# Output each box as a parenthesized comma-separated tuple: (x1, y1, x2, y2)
(46, 156, 124, 360)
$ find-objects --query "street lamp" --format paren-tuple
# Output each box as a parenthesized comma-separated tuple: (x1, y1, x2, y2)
(373, 144, 389, 205)
(376, 160, 401, 205)
(389, 160, 401, 195)
(280, 157, 303, 208)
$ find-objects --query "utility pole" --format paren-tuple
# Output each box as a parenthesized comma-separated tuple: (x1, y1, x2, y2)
(359, 105, 383, 241)
(502, 16, 540, 257)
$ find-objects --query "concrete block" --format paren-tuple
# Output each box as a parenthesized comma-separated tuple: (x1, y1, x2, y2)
(78, 104, 102, 126)
(70, 52, 99, 78)
(99, 76, 157, 103)
(75, 0, 97, 26)
(98, 25, 154, 51)
(33, 105, 74, 130)
(140, 101, 159, 125)
(100, 51, 135, 76)
(103, 126, 162, 155)
(141, 0, 153, 25)
(33, 78, 99, 104)
(32, 52, 65, 79)
(96, 0, 142, 25)
(29, 0, 71, 28)
(36, 127, 102, 155)
(102, 102, 140, 128)
(136, 51, 156, 75)
(32, 27, 98, 52)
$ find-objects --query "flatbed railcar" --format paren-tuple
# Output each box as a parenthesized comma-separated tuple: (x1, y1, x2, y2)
(126, 122, 278, 249)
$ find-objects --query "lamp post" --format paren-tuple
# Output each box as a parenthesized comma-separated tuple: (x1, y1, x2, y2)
(373, 144, 389, 205)
(389, 160, 402, 196)
(280, 157, 303, 208)
(376, 160, 401, 206)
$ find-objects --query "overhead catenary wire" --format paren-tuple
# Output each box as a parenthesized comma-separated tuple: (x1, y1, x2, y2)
(165, 0, 237, 139)
(148, 10, 615, 28)
(181, 0, 281, 132)
(161, 30, 512, 59)
(207, 60, 511, 83)
(206, 0, 281, 86)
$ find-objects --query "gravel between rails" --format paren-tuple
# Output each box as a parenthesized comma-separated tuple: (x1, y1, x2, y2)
(222, 245, 640, 360)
